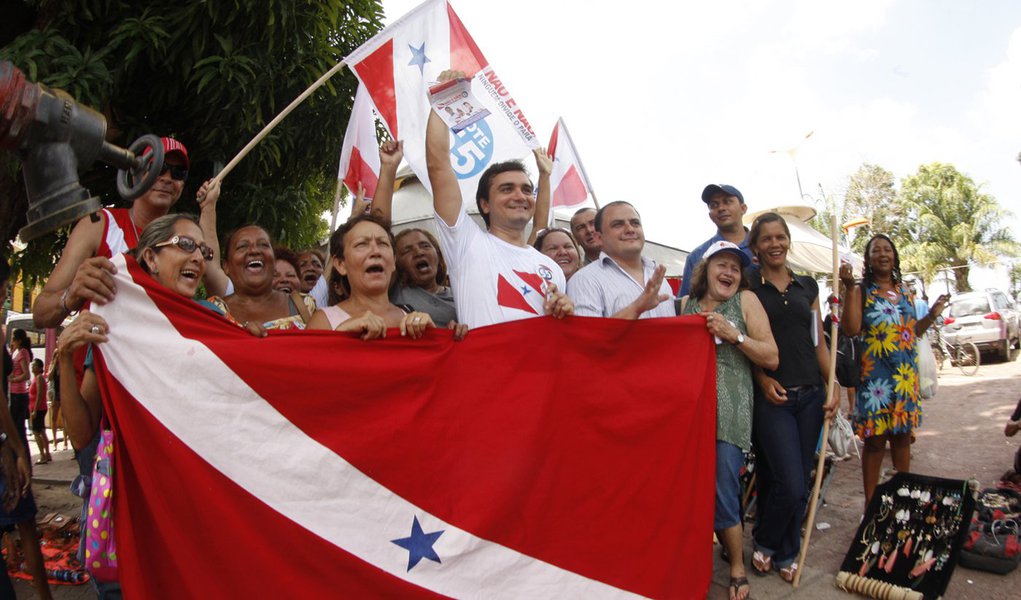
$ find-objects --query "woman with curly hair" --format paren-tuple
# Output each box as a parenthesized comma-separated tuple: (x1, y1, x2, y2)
(841, 234, 948, 505)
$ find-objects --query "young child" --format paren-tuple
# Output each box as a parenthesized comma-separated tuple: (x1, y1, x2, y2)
(28, 359, 52, 465)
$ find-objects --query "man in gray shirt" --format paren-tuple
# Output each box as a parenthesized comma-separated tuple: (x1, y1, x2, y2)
(567, 201, 675, 319)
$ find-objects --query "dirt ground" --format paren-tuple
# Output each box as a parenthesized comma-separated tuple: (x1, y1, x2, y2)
(706, 350, 1021, 599)
(10, 350, 1021, 598)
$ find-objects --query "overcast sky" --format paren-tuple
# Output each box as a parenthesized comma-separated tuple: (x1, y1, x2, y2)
(381, 0, 1021, 289)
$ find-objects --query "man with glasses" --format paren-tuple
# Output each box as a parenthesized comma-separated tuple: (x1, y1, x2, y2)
(33, 137, 209, 327)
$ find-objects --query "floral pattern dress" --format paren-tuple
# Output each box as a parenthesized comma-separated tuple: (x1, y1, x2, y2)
(854, 282, 921, 438)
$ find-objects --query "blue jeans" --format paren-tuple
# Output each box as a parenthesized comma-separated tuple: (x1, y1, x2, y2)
(715, 441, 745, 530)
(751, 384, 824, 567)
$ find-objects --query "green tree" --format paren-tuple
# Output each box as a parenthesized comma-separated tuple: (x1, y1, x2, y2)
(841, 163, 905, 253)
(1009, 261, 1021, 299)
(0, 0, 384, 282)
(897, 162, 1017, 292)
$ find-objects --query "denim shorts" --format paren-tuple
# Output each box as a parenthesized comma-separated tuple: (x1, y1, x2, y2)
(714, 440, 746, 530)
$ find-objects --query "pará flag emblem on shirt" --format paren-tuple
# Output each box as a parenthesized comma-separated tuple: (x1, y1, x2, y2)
(548, 117, 595, 209)
(90, 253, 717, 598)
(344, 0, 539, 208)
(338, 84, 381, 199)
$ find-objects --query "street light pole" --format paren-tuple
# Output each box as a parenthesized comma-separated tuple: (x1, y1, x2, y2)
(769, 130, 814, 200)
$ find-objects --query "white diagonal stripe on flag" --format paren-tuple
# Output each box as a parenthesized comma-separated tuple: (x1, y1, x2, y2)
(92, 253, 643, 598)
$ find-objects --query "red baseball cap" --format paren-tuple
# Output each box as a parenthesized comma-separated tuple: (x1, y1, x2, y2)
(161, 136, 189, 169)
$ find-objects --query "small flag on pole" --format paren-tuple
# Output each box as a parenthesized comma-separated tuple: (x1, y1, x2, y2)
(338, 84, 381, 198)
(344, 0, 539, 208)
(548, 117, 595, 209)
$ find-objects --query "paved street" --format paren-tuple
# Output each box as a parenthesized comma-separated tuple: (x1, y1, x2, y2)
(12, 352, 1021, 598)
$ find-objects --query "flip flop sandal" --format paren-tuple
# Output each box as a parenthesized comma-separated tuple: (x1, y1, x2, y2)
(729, 575, 751, 600)
(751, 550, 772, 576)
(779, 562, 798, 583)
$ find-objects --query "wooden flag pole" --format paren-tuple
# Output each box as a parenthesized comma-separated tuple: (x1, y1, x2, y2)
(214, 60, 349, 183)
(793, 213, 840, 587)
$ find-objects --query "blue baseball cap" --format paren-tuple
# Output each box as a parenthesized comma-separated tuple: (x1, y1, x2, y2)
(701, 184, 744, 204)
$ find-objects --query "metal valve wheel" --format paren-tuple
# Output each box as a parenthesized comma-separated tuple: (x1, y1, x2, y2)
(116, 134, 164, 201)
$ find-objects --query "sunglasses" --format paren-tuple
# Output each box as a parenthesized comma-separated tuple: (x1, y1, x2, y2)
(155, 235, 215, 261)
(160, 163, 189, 181)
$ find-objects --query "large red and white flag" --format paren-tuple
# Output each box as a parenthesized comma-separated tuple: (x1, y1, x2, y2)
(338, 84, 381, 199)
(344, 0, 539, 207)
(91, 253, 717, 598)
(548, 117, 595, 209)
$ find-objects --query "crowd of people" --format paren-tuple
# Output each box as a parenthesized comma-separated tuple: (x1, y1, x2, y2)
(0, 70, 946, 600)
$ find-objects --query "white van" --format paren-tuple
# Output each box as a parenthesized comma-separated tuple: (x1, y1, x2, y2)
(3, 312, 70, 372)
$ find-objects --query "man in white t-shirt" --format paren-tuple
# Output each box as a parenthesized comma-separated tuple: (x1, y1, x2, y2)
(425, 70, 573, 329)
(568, 201, 675, 319)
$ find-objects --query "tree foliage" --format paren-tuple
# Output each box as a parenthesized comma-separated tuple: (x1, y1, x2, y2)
(841, 163, 905, 253)
(1, 0, 384, 282)
(1009, 261, 1021, 299)
(897, 162, 1017, 292)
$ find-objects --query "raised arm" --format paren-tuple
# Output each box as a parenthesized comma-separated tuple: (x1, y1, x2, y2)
(369, 140, 404, 223)
(839, 263, 862, 336)
(527, 147, 553, 246)
(198, 179, 230, 297)
(425, 70, 465, 227)
(915, 293, 949, 337)
(33, 215, 113, 327)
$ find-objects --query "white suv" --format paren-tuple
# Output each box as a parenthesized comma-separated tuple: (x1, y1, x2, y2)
(943, 289, 1019, 361)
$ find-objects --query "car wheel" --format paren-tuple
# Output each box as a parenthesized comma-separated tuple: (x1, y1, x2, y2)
(1000, 338, 1011, 361)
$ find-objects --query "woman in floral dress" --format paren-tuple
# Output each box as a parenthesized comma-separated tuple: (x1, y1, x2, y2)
(841, 234, 948, 506)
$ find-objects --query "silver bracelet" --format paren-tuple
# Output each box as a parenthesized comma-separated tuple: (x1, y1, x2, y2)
(60, 288, 79, 316)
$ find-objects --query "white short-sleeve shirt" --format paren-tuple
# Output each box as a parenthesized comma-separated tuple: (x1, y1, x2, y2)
(435, 210, 566, 329)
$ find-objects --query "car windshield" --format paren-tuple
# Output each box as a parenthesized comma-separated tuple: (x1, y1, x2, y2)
(950, 297, 990, 317)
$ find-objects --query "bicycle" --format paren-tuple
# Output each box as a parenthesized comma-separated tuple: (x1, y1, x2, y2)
(929, 325, 980, 376)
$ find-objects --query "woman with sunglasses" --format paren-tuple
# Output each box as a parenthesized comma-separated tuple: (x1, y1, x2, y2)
(57, 214, 220, 445)
(206, 225, 317, 333)
(55, 214, 222, 595)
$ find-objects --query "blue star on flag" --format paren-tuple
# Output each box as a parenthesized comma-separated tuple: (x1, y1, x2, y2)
(520, 286, 532, 296)
(391, 516, 444, 571)
(408, 42, 431, 74)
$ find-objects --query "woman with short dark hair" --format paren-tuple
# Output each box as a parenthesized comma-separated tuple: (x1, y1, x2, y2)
(307, 214, 439, 340)
(533, 227, 582, 281)
(392, 228, 458, 327)
(207, 224, 317, 333)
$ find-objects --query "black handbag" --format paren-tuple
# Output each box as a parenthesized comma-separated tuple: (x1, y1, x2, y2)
(835, 334, 864, 388)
